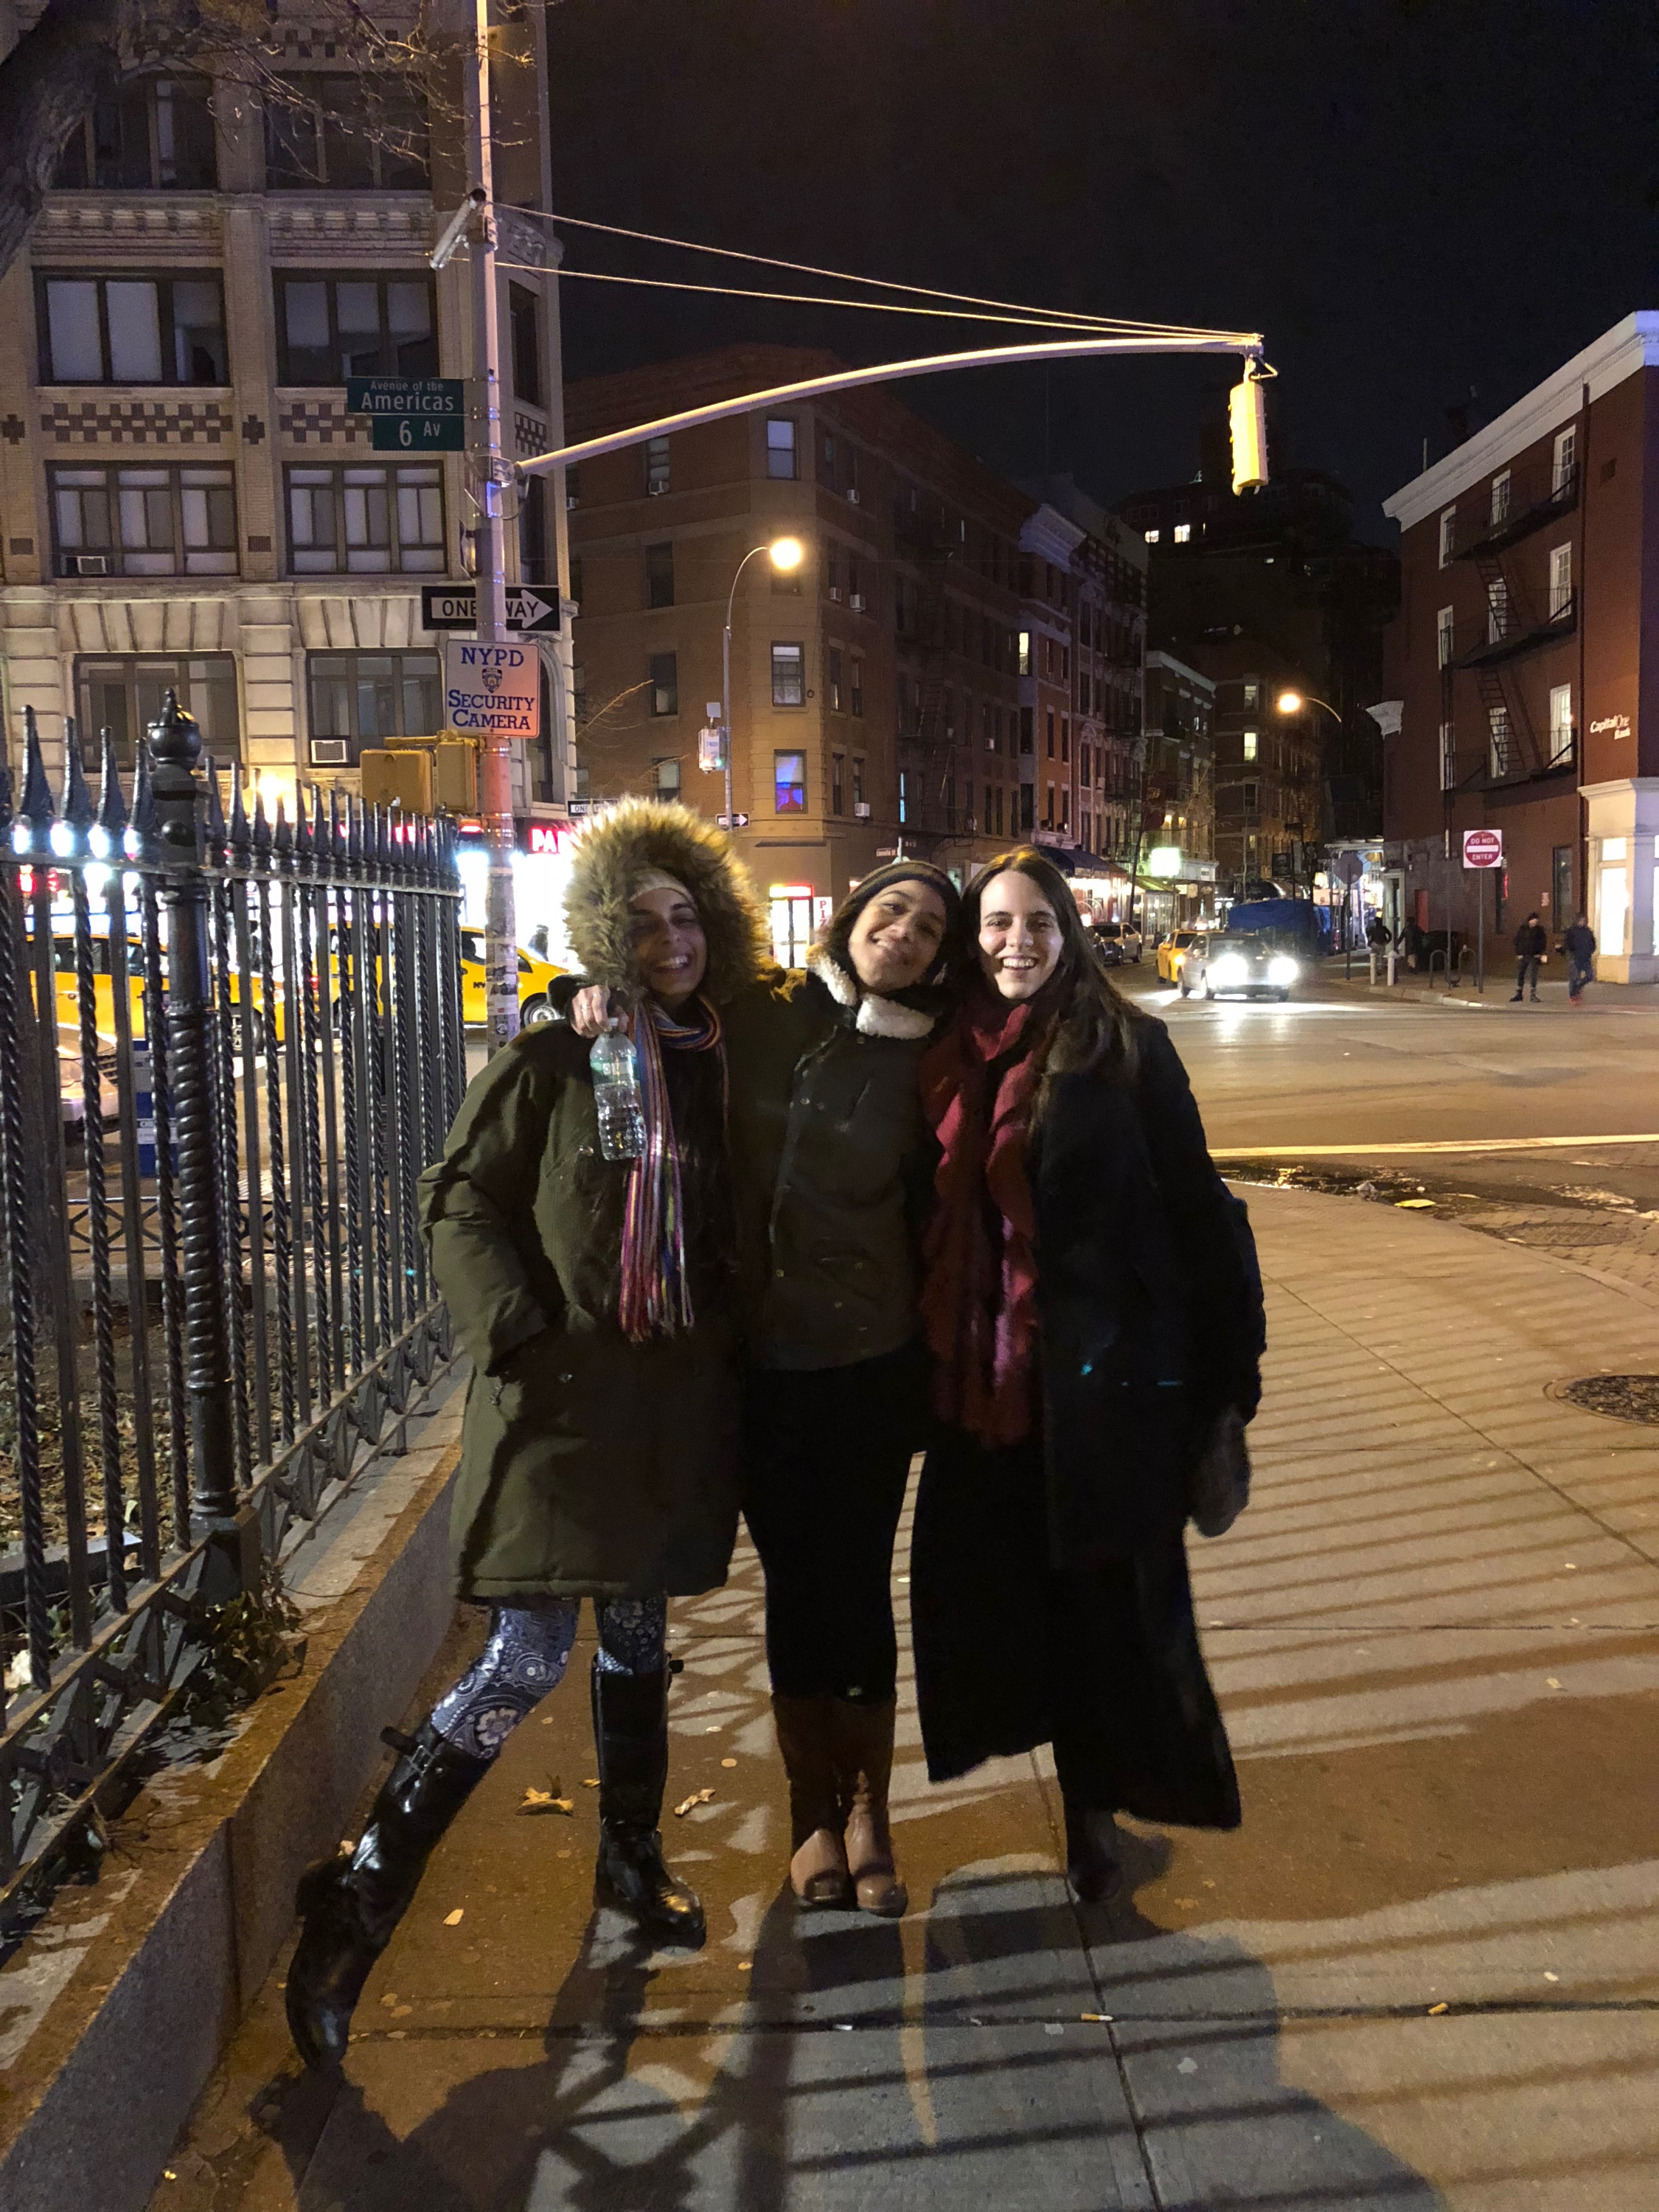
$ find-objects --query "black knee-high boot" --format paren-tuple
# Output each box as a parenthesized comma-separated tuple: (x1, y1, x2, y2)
(285, 1722, 490, 2070)
(591, 1660, 706, 1947)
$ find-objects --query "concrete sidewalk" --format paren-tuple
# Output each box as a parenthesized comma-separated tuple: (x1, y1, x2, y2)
(150, 1186, 1659, 2211)
(1312, 958, 1659, 1015)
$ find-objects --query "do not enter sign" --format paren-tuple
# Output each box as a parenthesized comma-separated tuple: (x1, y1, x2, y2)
(1463, 828, 1504, 869)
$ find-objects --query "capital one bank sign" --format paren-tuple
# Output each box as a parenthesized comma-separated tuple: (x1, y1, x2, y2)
(444, 639, 542, 737)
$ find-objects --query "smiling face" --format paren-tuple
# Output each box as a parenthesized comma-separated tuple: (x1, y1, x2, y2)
(976, 869, 1064, 1001)
(628, 885, 708, 1007)
(846, 880, 949, 994)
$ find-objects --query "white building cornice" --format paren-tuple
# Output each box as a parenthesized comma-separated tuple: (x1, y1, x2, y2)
(1019, 502, 1086, 566)
(1382, 312, 1659, 533)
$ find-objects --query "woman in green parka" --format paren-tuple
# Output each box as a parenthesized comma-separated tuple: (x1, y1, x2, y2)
(284, 800, 768, 2072)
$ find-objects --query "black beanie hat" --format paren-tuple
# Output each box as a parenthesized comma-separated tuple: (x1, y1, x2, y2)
(824, 860, 964, 989)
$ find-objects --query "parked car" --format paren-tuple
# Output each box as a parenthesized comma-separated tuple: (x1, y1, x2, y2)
(459, 929, 566, 1026)
(1156, 929, 1203, 986)
(1089, 917, 1142, 965)
(1179, 932, 1303, 1003)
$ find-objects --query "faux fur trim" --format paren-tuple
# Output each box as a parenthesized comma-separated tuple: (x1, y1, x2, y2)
(808, 949, 937, 1040)
(563, 799, 771, 1005)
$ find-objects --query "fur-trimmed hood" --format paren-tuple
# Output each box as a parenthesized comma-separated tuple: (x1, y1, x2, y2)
(807, 947, 939, 1040)
(563, 799, 771, 1005)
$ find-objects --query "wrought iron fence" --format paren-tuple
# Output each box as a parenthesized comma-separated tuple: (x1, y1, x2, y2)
(0, 694, 465, 1899)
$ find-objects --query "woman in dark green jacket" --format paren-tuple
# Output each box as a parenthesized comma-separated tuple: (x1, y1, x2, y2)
(285, 801, 767, 2072)
(576, 858, 961, 1918)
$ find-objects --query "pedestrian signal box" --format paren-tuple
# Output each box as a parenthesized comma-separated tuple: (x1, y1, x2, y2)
(360, 748, 434, 815)
(431, 740, 479, 813)
(1230, 370, 1269, 493)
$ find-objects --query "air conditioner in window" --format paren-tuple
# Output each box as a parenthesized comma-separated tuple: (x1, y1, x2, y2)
(310, 738, 351, 767)
(647, 481, 669, 497)
(828, 585, 843, 602)
(63, 554, 108, 577)
(846, 487, 860, 505)
(848, 593, 866, 612)
(853, 800, 872, 818)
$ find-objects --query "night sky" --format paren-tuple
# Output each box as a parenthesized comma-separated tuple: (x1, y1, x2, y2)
(545, 0, 1658, 540)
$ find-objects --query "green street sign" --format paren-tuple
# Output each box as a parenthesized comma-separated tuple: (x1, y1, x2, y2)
(347, 375, 466, 451)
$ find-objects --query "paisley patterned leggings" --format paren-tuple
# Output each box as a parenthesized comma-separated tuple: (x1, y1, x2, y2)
(429, 1596, 667, 1760)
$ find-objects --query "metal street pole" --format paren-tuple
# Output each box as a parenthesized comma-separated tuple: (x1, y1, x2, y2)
(466, 0, 517, 1053)
(721, 615, 734, 831)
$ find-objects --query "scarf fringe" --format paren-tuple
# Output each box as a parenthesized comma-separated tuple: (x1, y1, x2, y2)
(617, 997, 723, 1343)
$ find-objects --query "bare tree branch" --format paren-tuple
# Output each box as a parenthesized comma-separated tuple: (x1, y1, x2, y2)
(0, 0, 135, 285)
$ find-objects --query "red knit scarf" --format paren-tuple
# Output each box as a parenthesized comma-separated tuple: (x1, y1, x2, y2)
(919, 984, 1056, 1447)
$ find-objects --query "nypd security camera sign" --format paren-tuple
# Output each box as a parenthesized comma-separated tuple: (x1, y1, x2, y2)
(444, 639, 541, 738)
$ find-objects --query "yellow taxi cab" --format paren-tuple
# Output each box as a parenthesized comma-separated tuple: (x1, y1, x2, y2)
(52, 935, 148, 1047)
(1157, 929, 1203, 986)
(459, 929, 566, 1027)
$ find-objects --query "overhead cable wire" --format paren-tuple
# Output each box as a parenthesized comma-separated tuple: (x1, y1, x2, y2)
(494, 200, 1238, 342)
(493, 260, 1150, 335)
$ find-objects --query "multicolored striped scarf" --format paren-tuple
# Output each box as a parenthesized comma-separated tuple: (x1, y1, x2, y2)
(617, 994, 726, 1343)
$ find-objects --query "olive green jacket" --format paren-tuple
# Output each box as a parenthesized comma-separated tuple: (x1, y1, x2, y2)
(724, 953, 936, 1370)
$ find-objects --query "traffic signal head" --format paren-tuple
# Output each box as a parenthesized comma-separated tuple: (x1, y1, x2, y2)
(1229, 369, 1269, 494)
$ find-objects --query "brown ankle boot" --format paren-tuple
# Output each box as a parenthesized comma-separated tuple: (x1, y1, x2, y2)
(836, 1697, 908, 1918)
(771, 1694, 852, 1905)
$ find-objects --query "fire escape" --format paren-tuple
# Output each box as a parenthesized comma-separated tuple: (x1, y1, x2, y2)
(895, 509, 956, 847)
(1452, 462, 1579, 787)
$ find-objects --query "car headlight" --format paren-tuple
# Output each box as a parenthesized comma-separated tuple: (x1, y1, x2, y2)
(1210, 955, 1248, 985)
(1267, 955, 1299, 985)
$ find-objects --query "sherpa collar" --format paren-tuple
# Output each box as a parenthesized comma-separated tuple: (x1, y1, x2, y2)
(808, 949, 936, 1040)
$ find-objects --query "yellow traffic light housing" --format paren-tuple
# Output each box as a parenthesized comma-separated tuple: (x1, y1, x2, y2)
(1229, 361, 1272, 494)
(360, 748, 434, 814)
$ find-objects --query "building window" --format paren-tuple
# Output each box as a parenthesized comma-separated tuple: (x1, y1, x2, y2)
(285, 462, 443, 573)
(827, 647, 844, 713)
(508, 282, 543, 408)
(276, 271, 436, 383)
(1439, 719, 1456, 790)
(765, 417, 799, 479)
(1144, 528, 1160, 544)
(645, 435, 671, 496)
(830, 753, 845, 814)
(1552, 844, 1573, 921)
(852, 755, 866, 806)
(1489, 470, 1511, 526)
(305, 648, 439, 767)
(52, 462, 236, 578)
(898, 768, 909, 825)
(1172, 522, 1192, 543)
(76, 653, 240, 772)
(265, 73, 428, 190)
(849, 656, 864, 717)
(1486, 577, 1508, 644)
(771, 641, 805, 707)
(1438, 507, 1456, 568)
(1488, 704, 1512, 779)
(1242, 780, 1259, 812)
(55, 72, 217, 191)
(846, 554, 863, 606)
(1060, 716, 1070, 762)
(1060, 787, 1071, 832)
(38, 272, 226, 386)
(1017, 629, 1032, 675)
(653, 757, 681, 797)
(645, 540, 675, 608)
(518, 473, 549, 580)
(648, 652, 678, 716)
(1242, 729, 1258, 761)
(774, 750, 807, 813)
(1045, 709, 1055, 757)
(1549, 542, 1573, 618)
(819, 432, 838, 485)
(1020, 706, 1034, 754)
(1553, 425, 1577, 493)
(1437, 605, 1455, 669)
(1548, 683, 1573, 763)
(1242, 681, 1259, 709)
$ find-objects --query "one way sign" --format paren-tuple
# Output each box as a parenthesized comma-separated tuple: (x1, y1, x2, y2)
(420, 584, 561, 636)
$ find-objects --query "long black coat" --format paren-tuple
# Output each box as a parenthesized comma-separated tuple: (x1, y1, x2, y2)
(911, 1018, 1265, 1826)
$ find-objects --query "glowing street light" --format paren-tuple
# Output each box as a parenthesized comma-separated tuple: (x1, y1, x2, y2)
(1276, 689, 1341, 721)
(768, 535, 804, 574)
(714, 537, 810, 831)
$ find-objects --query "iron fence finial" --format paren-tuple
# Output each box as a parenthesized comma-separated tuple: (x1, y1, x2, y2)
(61, 720, 94, 830)
(21, 704, 53, 832)
(147, 689, 203, 864)
(97, 727, 128, 836)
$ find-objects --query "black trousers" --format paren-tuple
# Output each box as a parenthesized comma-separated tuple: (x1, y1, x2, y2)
(742, 1343, 924, 1705)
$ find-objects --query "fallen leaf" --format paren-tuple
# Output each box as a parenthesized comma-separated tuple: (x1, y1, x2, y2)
(1396, 1198, 1436, 1209)
(520, 1787, 574, 1815)
(720, 1758, 738, 1769)
(1546, 1677, 1562, 1689)
(444, 1909, 465, 1927)
(582, 1778, 599, 1788)
(1427, 2002, 1448, 2015)
(1544, 1972, 1559, 1983)
(738, 1961, 752, 1972)
(1176, 2056, 1197, 2073)
(674, 1788, 716, 1816)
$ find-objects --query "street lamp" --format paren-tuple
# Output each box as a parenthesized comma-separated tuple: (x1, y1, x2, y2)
(1276, 689, 1340, 722)
(718, 537, 804, 831)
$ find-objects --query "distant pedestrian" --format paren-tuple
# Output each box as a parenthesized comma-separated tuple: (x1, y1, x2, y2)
(1401, 917, 1426, 970)
(1512, 912, 1548, 1001)
(1561, 913, 1596, 1002)
(1366, 915, 1393, 951)
(910, 848, 1265, 1905)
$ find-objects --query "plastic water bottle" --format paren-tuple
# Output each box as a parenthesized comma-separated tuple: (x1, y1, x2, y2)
(590, 1028, 645, 1161)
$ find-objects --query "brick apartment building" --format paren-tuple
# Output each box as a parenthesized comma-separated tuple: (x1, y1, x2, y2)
(0, 1, 575, 826)
(1380, 312, 1659, 981)
(1141, 649, 1216, 925)
(565, 347, 1149, 955)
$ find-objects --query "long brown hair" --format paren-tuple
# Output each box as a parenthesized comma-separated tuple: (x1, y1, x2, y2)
(963, 846, 1144, 1086)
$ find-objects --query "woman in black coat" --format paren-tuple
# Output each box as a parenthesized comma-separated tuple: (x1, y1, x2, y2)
(911, 848, 1265, 1899)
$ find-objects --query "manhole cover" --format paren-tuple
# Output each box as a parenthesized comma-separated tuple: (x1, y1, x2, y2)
(1552, 1374, 1659, 1425)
